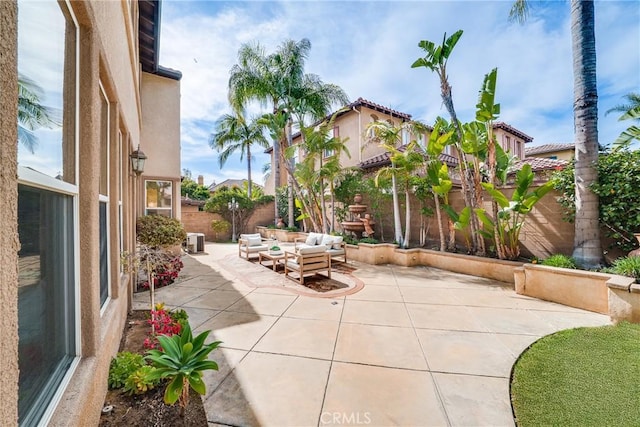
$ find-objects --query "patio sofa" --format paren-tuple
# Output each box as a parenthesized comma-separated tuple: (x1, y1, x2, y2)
(238, 233, 270, 260)
(294, 232, 347, 263)
(283, 246, 332, 285)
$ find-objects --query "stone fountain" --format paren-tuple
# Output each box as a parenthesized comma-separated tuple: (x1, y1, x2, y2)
(341, 194, 375, 238)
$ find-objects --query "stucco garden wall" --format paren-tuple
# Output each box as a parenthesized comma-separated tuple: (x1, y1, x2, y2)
(181, 201, 275, 241)
(355, 186, 573, 260)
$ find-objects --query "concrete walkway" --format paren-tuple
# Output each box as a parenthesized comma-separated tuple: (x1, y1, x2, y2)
(134, 243, 610, 427)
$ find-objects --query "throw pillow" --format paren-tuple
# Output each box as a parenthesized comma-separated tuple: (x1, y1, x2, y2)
(305, 232, 320, 245)
(320, 235, 335, 246)
(247, 236, 262, 247)
(332, 236, 344, 249)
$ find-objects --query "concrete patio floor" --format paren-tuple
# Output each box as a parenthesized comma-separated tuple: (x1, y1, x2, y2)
(133, 242, 611, 427)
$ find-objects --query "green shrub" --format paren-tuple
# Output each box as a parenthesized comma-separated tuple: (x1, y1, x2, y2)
(108, 351, 145, 389)
(604, 256, 640, 282)
(285, 225, 299, 232)
(124, 365, 161, 395)
(358, 237, 379, 245)
(137, 215, 187, 247)
(541, 254, 578, 269)
(170, 308, 189, 330)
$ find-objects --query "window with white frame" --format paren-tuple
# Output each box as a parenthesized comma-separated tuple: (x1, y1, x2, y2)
(145, 180, 173, 217)
(17, 1, 79, 424)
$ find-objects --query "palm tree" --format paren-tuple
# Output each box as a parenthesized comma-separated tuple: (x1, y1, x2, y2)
(228, 39, 348, 225)
(17, 74, 60, 153)
(209, 113, 269, 199)
(510, 0, 602, 267)
(606, 92, 640, 147)
(366, 120, 428, 248)
(412, 30, 485, 255)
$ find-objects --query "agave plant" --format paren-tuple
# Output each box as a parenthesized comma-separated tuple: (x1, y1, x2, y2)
(146, 322, 221, 412)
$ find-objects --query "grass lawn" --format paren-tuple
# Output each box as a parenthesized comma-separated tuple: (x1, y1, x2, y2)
(511, 322, 640, 426)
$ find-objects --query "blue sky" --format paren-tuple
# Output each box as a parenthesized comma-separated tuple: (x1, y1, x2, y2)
(158, 0, 640, 188)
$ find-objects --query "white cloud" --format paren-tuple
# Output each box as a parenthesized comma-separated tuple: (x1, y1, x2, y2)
(160, 0, 640, 180)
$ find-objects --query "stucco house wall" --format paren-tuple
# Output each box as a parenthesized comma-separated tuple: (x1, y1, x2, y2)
(2, 0, 182, 425)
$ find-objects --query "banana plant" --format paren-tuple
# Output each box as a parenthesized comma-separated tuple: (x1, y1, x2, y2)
(442, 205, 473, 252)
(475, 164, 555, 260)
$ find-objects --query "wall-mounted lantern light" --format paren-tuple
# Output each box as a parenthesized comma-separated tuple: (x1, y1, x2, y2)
(130, 146, 147, 176)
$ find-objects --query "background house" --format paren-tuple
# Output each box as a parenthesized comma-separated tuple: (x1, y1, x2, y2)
(525, 143, 575, 161)
(1, 0, 181, 424)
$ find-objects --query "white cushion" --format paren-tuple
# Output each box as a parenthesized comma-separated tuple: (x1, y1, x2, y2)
(327, 248, 345, 255)
(331, 235, 343, 249)
(305, 232, 321, 245)
(320, 235, 334, 247)
(247, 236, 263, 246)
(244, 245, 268, 253)
(298, 245, 327, 255)
(240, 233, 261, 240)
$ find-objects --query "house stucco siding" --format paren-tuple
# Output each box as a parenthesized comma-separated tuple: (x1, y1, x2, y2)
(0, 1, 20, 424)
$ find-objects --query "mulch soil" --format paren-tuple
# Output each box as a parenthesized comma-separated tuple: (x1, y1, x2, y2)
(99, 310, 208, 427)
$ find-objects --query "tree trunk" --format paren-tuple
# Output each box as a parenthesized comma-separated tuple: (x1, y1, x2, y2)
(247, 145, 252, 199)
(403, 186, 411, 248)
(391, 172, 403, 246)
(273, 139, 280, 225)
(440, 80, 483, 255)
(287, 120, 295, 227)
(434, 193, 446, 251)
(570, 0, 602, 267)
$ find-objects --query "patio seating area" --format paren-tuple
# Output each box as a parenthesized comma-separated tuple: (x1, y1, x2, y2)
(133, 242, 611, 426)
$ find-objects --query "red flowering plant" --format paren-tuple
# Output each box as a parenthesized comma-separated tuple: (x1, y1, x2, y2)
(144, 303, 185, 350)
(140, 256, 184, 290)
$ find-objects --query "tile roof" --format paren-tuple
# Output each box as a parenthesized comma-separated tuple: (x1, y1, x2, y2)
(359, 145, 458, 170)
(493, 122, 534, 143)
(208, 179, 263, 192)
(180, 197, 205, 206)
(511, 157, 568, 173)
(525, 143, 575, 156)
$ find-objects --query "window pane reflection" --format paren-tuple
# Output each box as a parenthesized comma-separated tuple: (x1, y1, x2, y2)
(18, 185, 76, 425)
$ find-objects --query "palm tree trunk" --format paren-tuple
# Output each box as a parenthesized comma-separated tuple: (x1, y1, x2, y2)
(391, 173, 403, 246)
(570, 0, 601, 267)
(433, 193, 446, 251)
(440, 80, 483, 255)
(287, 120, 295, 227)
(247, 146, 252, 199)
(403, 185, 411, 248)
(273, 138, 280, 225)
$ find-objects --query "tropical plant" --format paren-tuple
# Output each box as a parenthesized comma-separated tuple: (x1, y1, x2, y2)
(295, 114, 351, 233)
(108, 352, 145, 390)
(412, 30, 485, 256)
(606, 92, 640, 147)
(541, 254, 578, 269)
(365, 120, 429, 248)
(228, 38, 349, 226)
(17, 74, 61, 153)
(209, 112, 269, 199)
(146, 322, 221, 411)
(476, 164, 555, 260)
(510, 0, 602, 267)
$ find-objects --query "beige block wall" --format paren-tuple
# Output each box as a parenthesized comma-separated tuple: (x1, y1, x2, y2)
(0, 1, 19, 423)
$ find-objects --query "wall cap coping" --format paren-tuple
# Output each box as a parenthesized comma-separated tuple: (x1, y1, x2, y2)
(631, 283, 640, 294)
(606, 275, 636, 291)
(523, 263, 614, 280)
